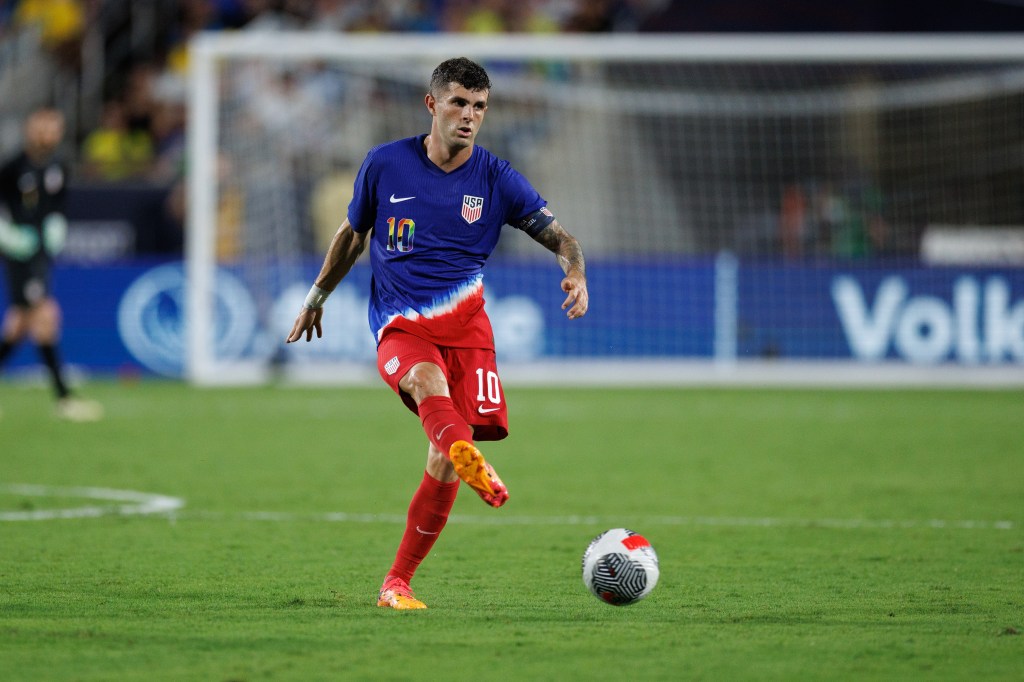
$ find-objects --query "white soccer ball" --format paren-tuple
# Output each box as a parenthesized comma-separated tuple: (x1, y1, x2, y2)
(581, 528, 659, 606)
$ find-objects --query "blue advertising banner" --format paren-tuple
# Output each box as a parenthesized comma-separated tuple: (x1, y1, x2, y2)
(0, 260, 172, 375)
(1, 259, 1021, 377)
(740, 264, 1024, 363)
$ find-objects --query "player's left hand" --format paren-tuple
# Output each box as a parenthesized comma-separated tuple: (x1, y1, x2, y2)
(561, 273, 589, 319)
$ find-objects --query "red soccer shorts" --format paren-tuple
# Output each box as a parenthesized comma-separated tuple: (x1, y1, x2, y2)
(377, 329, 509, 441)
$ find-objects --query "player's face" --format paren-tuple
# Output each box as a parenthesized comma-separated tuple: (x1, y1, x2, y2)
(428, 83, 488, 150)
(25, 110, 65, 159)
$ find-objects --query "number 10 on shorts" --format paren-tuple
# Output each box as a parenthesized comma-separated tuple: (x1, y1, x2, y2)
(475, 368, 501, 405)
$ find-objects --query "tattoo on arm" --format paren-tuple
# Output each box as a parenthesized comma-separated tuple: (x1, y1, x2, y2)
(533, 221, 586, 276)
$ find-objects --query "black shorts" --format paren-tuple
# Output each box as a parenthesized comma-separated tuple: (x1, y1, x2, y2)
(3, 255, 52, 307)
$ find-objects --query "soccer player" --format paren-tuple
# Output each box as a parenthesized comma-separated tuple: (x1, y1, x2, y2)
(286, 57, 589, 610)
(0, 107, 103, 422)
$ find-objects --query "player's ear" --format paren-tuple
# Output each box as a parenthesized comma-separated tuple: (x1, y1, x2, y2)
(424, 92, 436, 115)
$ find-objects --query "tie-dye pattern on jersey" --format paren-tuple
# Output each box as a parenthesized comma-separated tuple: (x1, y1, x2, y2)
(347, 135, 546, 348)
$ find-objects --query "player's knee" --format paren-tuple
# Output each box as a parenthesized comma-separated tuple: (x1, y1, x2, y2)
(29, 300, 61, 342)
(400, 362, 449, 404)
(3, 308, 29, 339)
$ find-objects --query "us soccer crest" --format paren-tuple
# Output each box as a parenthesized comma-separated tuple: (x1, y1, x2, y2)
(462, 195, 484, 224)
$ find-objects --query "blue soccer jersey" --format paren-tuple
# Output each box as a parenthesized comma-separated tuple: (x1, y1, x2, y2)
(348, 134, 547, 346)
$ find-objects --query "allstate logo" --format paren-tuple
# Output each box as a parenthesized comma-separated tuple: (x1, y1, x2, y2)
(117, 263, 258, 376)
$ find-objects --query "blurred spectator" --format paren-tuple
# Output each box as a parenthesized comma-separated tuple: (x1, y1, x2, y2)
(805, 180, 844, 257)
(0, 2, 16, 32)
(79, 99, 154, 182)
(345, 4, 391, 32)
(11, 0, 86, 67)
(14, 0, 677, 202)
(164, 151, 242, 259)
(562, 0, 615, 32)
(121, 62, 159, 138)
(210, 0, 249, 28)
(559, 0, 665, 31)
(779, 176, 892, 260)
(778, 182, 807, 259)
(308, 0, 368, 31)
(462, 0, 506, 32)
(832, 179, 890, 258)
(307, 0, 442, 32)
(148, 98, 187, 185)
(310, 168, 356, 253)
(248, 67, 330, 142)
(445, 0, 558, 33)
(164, 0, 224, 84)
(506, 0, 560, 33)
(240, 0, 313, 32)
(394, 0, 442, 32)
(610, 0, 669, 31)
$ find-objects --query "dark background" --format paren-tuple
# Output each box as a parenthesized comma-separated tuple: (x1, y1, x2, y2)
(639, 0, 1024, 32)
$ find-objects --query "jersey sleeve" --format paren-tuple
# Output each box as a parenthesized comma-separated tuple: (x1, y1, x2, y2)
(497, 161, 546, 228)
(346, 150, 379, 233)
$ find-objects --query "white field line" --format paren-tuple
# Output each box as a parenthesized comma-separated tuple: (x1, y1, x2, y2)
(0, 484, 1014, 530)
(0, 484, 184, 521)
(187, 510, 1016, 531)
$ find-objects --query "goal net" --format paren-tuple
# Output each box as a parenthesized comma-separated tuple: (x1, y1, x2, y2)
(185, 34, 1024, 386)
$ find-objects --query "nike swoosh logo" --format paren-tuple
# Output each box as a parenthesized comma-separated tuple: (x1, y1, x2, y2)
(390, 194, 415, 203)
(434, 423, 454, 441)
(478, 405, 501, 414)
(416, 526, 440, 535)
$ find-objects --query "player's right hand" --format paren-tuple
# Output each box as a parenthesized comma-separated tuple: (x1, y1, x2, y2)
(286, 307, 323, 343)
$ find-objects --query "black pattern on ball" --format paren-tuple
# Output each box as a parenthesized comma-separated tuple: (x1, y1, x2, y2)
(590, 552, 648, 605)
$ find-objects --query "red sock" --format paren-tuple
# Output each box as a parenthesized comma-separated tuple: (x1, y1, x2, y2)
(387, 471, 460, 583)
(418, 395, 473, 455)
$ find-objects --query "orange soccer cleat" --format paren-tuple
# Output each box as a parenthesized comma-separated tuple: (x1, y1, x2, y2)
(448, 440, 509, 508)
(377, 575, 427, 610)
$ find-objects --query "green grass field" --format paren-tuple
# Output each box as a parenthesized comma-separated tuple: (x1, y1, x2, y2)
(1, 380, 1022, 681)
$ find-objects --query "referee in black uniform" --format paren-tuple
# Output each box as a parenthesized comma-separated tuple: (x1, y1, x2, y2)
(0, 107, 101, 421)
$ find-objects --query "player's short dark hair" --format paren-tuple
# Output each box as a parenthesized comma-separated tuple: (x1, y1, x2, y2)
(430, 57, 491, 95)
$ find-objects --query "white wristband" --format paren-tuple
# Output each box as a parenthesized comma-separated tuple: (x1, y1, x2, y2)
(303, 285, 331, 309)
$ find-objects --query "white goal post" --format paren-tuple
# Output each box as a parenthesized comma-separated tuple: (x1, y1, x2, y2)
(186, 33, 1024, 387)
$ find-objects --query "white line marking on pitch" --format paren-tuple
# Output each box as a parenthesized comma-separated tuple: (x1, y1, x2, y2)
(188, 510, 1015, 531)
(0, 484, 185, 521)
(0, 485, 1013, 530)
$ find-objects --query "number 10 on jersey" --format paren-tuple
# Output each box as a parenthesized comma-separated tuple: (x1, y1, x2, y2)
(386, 217, 415, 252)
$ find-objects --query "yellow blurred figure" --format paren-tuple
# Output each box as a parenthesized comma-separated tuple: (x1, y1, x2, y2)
(79, 100, 154, 181)
(14, 0, 85, 49)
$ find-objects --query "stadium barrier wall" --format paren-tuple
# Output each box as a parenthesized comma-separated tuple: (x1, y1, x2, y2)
(3, 258, 1023, 387)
